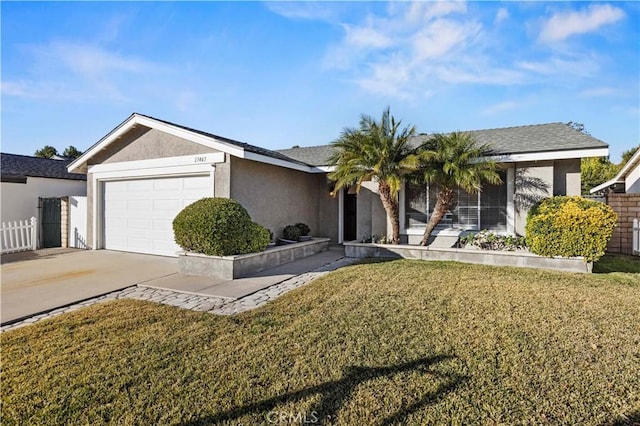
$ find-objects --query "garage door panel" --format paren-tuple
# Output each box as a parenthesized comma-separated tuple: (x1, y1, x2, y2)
(154, 179, 182, 190)
(126, 180, 154, 192)
(103, 175, 211, 256)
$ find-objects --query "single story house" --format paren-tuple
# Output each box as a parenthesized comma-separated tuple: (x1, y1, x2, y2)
(1, 153, 87, 248)
(68, 113, 608, 256)
(590, 148, 640, 194)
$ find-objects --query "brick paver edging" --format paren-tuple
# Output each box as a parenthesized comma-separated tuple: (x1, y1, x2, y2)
(1, 257, 358, 333)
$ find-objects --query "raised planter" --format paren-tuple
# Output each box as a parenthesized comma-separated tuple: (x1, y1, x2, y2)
(344, 242, 593, 274)
(178, 238, 331, 279)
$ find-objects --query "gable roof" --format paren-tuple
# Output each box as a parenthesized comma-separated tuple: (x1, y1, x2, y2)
(277, 122, 609, 166)
(68, 113, 314, 174)
(69, 114, 609, 175)
(1, 153, 87, 183)
(590, 147, 640, 193)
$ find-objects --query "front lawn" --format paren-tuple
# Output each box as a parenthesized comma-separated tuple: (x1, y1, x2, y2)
(2, 260, 639, 425)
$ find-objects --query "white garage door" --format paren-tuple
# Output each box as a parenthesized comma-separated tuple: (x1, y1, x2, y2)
(103, 175, 211, 256)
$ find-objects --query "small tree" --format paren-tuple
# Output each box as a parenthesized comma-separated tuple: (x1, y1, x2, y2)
(328, 107, 417, 244)
(581, 157, 617, 194)
(34, 145, 58, 158)
(63, 146, 83, 159)
(620, 145, 639, 166)
(411, 132, 502, 246)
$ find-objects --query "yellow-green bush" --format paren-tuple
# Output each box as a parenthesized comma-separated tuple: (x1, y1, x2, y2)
(525, 196, 617, 262)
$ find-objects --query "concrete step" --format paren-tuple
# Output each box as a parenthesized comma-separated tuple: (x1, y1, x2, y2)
(428, 229, 462, 248)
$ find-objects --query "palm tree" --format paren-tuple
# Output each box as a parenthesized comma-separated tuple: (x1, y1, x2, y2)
(411, 132, 502, 246)
(328, 107, 417, 244)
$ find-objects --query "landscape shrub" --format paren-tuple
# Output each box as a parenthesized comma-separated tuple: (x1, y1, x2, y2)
(172, 197, 270, 256)
(525, 196, 617, 262)
(460, 230, 526, 251)
(295, 222, 311, 236)
(282, 225, 301, 241)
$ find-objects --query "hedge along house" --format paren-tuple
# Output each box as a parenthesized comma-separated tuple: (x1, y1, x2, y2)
(68, 114, 609, 256)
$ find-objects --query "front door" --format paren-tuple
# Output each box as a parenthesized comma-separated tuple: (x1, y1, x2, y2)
(344, 191, 357, 241)
(40, 197, 61, 248)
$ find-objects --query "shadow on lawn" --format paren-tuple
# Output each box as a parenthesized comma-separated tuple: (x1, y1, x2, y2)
(181, 355, 466, 425)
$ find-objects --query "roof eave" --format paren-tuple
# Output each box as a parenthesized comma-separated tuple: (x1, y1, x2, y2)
(68, 113, 312, 174)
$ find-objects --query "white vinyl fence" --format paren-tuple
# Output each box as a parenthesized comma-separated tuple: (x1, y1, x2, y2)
(1, 217, 38, 254)
(633, 218, 639, 256)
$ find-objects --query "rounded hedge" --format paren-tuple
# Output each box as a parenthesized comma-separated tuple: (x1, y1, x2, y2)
(282, 225, 301, 241)
(525, 196, 617, 262)
(172, 198, 270, 256)
(295, 222, 311, 236)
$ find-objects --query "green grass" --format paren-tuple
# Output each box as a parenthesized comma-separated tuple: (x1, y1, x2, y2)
(2, 260, 639, 425)
(594, 253, 640, 274)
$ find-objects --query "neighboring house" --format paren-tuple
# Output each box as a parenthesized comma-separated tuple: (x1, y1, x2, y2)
(1, 153, 87, 248)
(590, 148, 640, 255)
(68, 113, 609, 256)
(590, 148, 640, 194)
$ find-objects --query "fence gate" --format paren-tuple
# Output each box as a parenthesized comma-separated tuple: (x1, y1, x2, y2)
(40, 197, 61, 248)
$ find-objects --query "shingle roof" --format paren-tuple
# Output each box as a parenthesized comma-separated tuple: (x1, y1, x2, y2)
(1, 153, 87, 182)
(276, 122, 608, 166)
(135, 113, 311, 167)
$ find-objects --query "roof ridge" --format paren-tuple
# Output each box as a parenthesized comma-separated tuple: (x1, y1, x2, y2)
(416, 122, 566, 136)
(1, 152, 70, 161)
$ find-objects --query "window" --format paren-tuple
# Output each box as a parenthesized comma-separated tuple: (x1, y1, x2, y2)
(404, 171, 507, 231)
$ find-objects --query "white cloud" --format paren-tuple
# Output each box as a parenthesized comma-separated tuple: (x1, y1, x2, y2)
(405, 1, 467, 22)
(494, 7, 509, 24)
(517, 56, 600, 78)
(344, 24, 393, 49)
(539, 4, 625, 42)
(264, 2, 341, 21)
(3, 41, 166, 103)
(412, 19, 480, 60)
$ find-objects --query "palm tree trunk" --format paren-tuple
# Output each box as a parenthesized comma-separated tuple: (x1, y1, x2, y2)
(377, 181, 400, 244)
(419, 187, 454, 246)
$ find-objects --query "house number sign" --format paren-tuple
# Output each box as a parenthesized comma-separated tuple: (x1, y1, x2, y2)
(193, 155, 208, 163)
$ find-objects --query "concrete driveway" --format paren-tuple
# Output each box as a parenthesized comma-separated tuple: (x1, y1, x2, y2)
(1, 250, 177, 324)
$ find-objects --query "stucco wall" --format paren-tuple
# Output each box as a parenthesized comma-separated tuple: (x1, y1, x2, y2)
(88, 127, 215, 165)
(355, 181, 387, 241)
(1, 177, 86, 224)
(318, 189, 339, 242)
(514, 161, 554, 235)
(553, 159, 581, 196)
(229, 157, 326, 240)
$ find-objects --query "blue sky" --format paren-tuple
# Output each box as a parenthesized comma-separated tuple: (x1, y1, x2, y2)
(2, 1, 638, 162)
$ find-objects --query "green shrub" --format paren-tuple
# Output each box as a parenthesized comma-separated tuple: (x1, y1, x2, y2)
(525, 196, 617, 262)
(295, 222, 311, 236)
(172, 198, 270, 256)
(282, 225, 301, 241)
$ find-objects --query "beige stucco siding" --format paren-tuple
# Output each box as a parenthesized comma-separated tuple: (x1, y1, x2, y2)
(229, 157, 327, 240)
(356, 181, 387, 241)
(318, 190, 339, 242)
(88, 127, 215, 165)
(514, 161, 554, 235)
(553, 159, 581, 196)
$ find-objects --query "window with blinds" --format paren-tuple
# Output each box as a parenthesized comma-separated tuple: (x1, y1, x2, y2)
(404, 171, 507, 231)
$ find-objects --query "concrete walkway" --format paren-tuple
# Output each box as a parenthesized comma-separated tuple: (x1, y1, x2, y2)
(1, 246, 354, 328)
(142, 248, 346, 299)
(1, 252, 358, 333)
